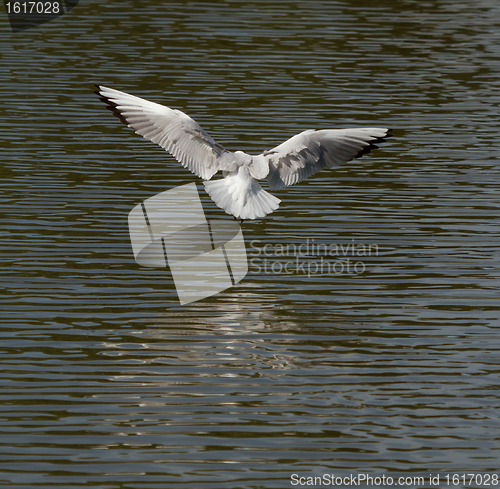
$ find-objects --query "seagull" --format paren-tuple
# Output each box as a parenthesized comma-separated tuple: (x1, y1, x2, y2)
(96, 85, 391, 220)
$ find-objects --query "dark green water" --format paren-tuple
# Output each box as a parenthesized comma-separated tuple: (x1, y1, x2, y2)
(1, 1, 500, 487)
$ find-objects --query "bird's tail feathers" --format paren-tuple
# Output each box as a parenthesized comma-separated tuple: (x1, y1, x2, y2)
(204, 177, 280, 220)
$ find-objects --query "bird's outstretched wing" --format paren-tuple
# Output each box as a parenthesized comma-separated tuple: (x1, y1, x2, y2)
(96, 85, 230, 180)
(256, 128, 391, 190)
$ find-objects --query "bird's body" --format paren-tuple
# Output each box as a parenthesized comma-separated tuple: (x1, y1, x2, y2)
(96, 86, 391, 220)
(205, 161, 281, 220)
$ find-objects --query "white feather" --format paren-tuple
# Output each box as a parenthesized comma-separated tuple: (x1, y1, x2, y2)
(260, 128, 391, 190)
(204, 167, 280, 220)
(96, 86, 391, 220)
(96, 85, 231, 180)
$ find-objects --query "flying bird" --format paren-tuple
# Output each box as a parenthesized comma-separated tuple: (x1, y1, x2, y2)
(95, 86, 391, 220)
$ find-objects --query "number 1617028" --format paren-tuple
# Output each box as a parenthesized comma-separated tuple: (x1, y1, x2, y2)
(6, 2, 61, 14)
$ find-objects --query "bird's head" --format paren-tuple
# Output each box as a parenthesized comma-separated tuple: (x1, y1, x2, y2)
(234, 150, 252, 166)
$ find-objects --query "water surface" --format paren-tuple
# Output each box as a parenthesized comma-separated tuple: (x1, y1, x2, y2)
(1, 0, 500, 487)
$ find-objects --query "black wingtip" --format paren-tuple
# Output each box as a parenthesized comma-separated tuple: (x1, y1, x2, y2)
(355, 129, 393, 159)
(94, 85, 130, 126)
